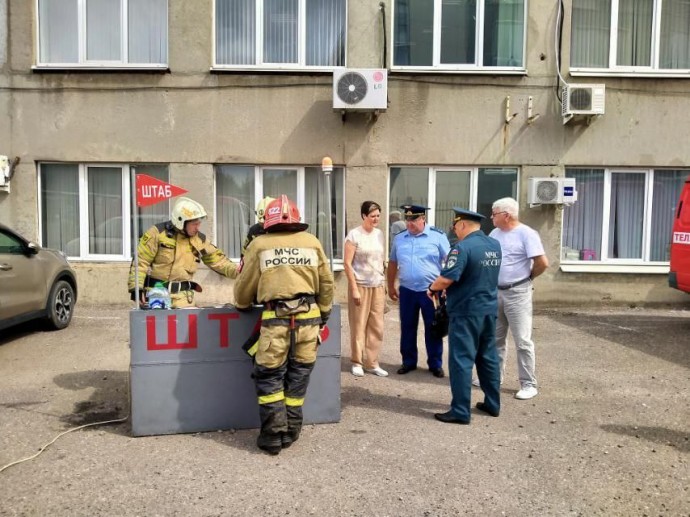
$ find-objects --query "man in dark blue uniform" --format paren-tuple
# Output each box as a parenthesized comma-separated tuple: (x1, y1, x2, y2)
(427, 208, 502, 424)
(388, 204, 451, 377)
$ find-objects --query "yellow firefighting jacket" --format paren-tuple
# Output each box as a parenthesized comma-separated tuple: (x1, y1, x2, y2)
(128, 222, 238, 291)
(233, 231, 334, 316)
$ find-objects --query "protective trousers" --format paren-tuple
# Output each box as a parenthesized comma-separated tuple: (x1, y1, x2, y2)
(447, 314, 501, 422)
(254, 306, 321, 450)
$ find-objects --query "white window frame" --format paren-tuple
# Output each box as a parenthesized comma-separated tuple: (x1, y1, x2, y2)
(560, 167, 679, 274)
(212, 0, 348, 71)
(38, 163, 134, 262)
(387, 165, 519, 225)
(213, 165, 346, 268)
(570, 0, 690, 78)
(390, 0, 528, 74)
(426, 168, 477, 226)
(34, 0, 169, 70)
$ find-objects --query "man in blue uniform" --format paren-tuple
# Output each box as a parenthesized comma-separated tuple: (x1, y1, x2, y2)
(387, 204, 451, 377)
(428, 208, 502, 424)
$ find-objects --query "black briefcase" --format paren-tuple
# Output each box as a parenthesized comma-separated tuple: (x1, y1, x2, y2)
(430, 295, 449, 339)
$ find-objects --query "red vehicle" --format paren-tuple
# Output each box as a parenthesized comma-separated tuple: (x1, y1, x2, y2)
(669, 176, 690, 293)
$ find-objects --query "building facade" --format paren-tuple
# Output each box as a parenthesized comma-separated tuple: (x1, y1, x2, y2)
(1, 0, 689, 306)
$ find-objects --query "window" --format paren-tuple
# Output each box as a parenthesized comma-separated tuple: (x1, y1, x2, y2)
(0, 231, 25, 255)
(570, 0, 690, 74)
(39, 163, 169, 259)
(389, 166, 518, 241)
(214, 0, 346, 69)
(215, 165, 345, 260)
(393, 0, 526, 71)
(37, 0, 168, 68)
(562, 168, 688, 265)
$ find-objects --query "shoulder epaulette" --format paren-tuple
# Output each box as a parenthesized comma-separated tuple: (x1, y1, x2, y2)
(430, 226, 445, 234)
(154, 222, 168, 233)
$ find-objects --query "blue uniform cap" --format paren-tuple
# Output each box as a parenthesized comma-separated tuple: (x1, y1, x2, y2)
(400, 204, 430, 219)
(452, 207, 485, 222)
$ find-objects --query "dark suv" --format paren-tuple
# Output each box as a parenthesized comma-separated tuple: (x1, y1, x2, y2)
(0, 223, 78, 331)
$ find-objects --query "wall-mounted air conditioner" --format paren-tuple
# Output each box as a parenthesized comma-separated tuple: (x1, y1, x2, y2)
(527, 177, 577, 205)
(333, 69, 387, 110)
(562, 83, 605, 123)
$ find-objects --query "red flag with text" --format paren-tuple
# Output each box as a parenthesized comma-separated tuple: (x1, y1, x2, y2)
(136, 174, 188, 207)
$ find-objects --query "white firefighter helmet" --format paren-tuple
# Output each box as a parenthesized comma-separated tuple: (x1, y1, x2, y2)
(171, 197, 207, 231)
(255, 196, 275, 223)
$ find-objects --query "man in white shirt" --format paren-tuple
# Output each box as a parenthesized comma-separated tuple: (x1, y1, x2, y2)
(484, 197, 548, 400)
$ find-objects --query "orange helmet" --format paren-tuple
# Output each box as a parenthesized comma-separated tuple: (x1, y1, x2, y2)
(263, 195, 309, 232)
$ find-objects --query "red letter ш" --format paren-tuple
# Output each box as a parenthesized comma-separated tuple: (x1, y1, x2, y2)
(146, 314, 198, 351)
(207, 313, 240, 348)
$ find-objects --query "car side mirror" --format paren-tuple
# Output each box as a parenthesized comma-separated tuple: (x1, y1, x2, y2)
(26, 242, 40, 255)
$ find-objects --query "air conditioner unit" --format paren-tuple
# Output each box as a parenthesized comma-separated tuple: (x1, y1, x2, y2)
(333, 69, 387, 110)
(562, 83, 605, 123)
(527, 177, 577, 205)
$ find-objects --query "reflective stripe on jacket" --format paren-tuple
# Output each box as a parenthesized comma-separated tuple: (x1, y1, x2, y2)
(128, 221, 238, 291)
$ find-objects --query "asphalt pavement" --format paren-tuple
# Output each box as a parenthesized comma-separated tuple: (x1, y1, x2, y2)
(1, 303, 688, 516)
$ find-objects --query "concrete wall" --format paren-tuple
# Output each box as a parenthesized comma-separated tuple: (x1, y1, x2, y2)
(1, 0, 689, 307)
(0, 0, 6, 68)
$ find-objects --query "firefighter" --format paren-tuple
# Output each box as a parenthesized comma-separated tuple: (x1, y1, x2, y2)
(128, 196, 238, 308)
(234, 194, 334, 455)
(241, 196, 275, 257)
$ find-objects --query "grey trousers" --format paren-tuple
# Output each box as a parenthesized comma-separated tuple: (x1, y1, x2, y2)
(495, 282, 537, 388)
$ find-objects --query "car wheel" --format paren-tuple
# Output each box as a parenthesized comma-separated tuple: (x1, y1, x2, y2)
(46, 280, 75, 330)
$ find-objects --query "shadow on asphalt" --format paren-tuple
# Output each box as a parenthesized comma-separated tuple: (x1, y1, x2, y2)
(546, 312, 690, 368)
(53, 370, 130, 436)
(340, 385, 517, 420)
(338, 359, 451, 385)
(601, 424, 690, 453)
(338, 360, 519, 398)
(46, 365, 513, 452)
(49, 369, 303, 456)
(0, 320, 54, 345)
(341, 385, 446, 420)
(193, 428, 266, 456)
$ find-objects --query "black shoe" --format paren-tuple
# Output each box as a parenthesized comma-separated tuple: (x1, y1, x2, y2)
(475, 402, 500, 417)
(281, 432, 300, 449)
(258, 443, 281, 456)
(257, 434, 282, 455)
(430, 367, 445, 378)
(434, 412, 470, 425)
(397, 365, 417, 375)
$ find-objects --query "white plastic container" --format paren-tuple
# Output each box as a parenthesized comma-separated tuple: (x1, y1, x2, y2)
(147, 284, 171, 310)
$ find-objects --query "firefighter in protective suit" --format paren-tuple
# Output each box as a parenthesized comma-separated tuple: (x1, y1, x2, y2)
(241, 196, 275, 257)
(234, 195, 334, 455)
(128, 197, 238, 308)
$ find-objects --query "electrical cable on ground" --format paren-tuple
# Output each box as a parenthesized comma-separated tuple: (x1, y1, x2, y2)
(0, 414, 129, 474)
(1, 370, 131, 474)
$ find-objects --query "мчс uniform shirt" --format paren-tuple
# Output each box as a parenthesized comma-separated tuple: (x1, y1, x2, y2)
(441, 231, 502, 316)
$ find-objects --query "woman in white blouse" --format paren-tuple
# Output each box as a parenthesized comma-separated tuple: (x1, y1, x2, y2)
(343, 201, 387, 377)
